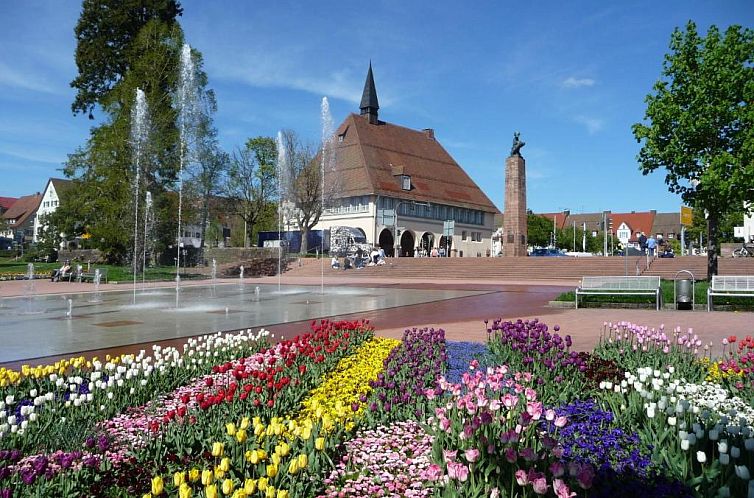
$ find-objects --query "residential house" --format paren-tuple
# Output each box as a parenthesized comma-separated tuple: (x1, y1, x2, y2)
(33, 178, 72, 242)
(1, 193, 42, 245)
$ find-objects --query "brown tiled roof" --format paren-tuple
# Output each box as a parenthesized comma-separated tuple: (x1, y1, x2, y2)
(50, 178, 73, 195)
(1, 193, 42, 227)
(333, 113, 499, 213)
(537, 212, 570, 230)
(562, 212, 605, 232)
(651, 212, 681, 235)
(610, 211, 656, 242)
(0, 197, 17, 211)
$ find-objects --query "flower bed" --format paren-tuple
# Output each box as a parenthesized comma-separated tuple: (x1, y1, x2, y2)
(1, 318, 754, 497)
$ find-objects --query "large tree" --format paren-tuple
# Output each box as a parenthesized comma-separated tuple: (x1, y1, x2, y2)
(632, 21, 754, 278)
(225, 137, 277, 248)
(71, 0, 183, 119)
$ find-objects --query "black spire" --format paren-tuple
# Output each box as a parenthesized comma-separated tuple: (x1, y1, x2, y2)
(360, 62, 379, 124)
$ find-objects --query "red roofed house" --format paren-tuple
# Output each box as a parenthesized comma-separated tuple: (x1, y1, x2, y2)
(1, 193, 42, 245)
(310, 64, 500, 257)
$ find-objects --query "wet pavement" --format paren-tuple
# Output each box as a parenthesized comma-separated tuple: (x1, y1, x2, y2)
(0, 273, 751, 370)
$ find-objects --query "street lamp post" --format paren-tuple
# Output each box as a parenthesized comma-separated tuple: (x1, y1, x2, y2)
(393, 200, 430, 257)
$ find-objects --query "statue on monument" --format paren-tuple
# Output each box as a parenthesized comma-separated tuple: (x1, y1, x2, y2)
(510, 132, 525, 157)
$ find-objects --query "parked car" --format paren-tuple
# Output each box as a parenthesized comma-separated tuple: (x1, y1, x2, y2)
(530, 248, 568, 257)
(0, 237, 13, 251)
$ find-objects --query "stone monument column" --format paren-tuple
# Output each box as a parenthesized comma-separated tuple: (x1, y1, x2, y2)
(503, 132, 527, 257)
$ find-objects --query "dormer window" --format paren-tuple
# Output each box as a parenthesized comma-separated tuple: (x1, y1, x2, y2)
(401, 175, 411, 191)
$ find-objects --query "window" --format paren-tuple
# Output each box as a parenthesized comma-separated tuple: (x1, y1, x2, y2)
(462, 231, 467, 241)
(9, 219, 15, 225)
(591, 231, 598, 237)
(668, 232, 675, 239)
(401, 175, 411, 191)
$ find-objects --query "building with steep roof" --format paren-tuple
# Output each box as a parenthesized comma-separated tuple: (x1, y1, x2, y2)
(311, 65, 500, 257)
(1, 193, 42, 244)
(33, 178, 73, 242)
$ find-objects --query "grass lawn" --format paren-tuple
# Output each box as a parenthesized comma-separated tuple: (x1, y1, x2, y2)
(0, 257, 206, 282)
(556, 279, 754, 308)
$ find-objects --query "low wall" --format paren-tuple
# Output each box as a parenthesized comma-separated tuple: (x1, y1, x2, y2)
(58, 249, 105, 264)
(204, 247, 280, 265)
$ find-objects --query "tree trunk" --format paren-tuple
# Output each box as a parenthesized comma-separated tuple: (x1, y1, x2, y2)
(300, 226, 309, 254)
(200, 195, 210, 248)
(707, 212, 718, 281)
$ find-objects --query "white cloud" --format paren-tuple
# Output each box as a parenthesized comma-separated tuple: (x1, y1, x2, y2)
(0, 62, 61, 94)
(562, 77, 595, 88)
(574, 115, 604, 134)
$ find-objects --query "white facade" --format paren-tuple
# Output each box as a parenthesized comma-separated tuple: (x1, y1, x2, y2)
(744, 202, 754, 242)
(311, 195, 496, 257)
(33, 180, 63, 243)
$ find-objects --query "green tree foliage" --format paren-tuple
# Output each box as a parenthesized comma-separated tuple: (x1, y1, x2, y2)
(71, 0, 183, 119)
(225, 137, 278, 248)
(632, 21, 754, 278)
(526, 214, 553, 247)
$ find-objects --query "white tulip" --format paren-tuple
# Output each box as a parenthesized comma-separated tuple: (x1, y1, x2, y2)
(20, 420, 28, 430)
(745, 438, 754, 451)
(10, 424, 17, 433)
(28, 413, 37, 422)
(732, 446, 741, 458)
(140, 379, 147, 386)
(720, 453, 730, 465)
(7, 415, 16, 425)
(129, 387, 135, 395)
(736, 465, 751, 480)
(668, 416, 677, 426)
(86, 393, 93, 402)
(718, 486, 730, 497)
(681, 439, 690, 451)
(107, 392, 113, 400)
(73, 398, 81, 407)
(5, 395, 14, 404)
(710, 429, 719, 441)
(29, 389, 37, 397)
(719, 441, 729, 454)
(697, 451, 707, 463)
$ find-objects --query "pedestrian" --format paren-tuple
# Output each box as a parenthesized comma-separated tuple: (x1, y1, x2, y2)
(638, 232, 647, 254)
(646, 235, 657, 257)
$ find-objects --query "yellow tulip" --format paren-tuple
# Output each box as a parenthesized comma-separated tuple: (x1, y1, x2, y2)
(256, 449, 267, 461)
(219, 457, 231, 472)
(201, 469, 214, 485)
(205, 484, 218, 498)
(315, 437, 325, 451)
(214, 467, 226, 480)
(239, 417, 250, 430)
(297, 453, 308, 469)
(189, 468, 200, 482)
(243, 479, 257, 494)
(276, 442, 290, 457)
(265, 486, 276, 498)
(226, 422, 237, 436)
(222, 478, 234, 495)
(151, 476, 164, 495)
(173, 471, 185, 487)
(231, 490, 248, 498)
(257, 477, 268, 492)
(142, 494, 152, 498)
(271, 453, 281, 466)
(179, 483, 192, 498)
(266, 464, 278, 478)
(246, 450, 259, 464)
(287, 459, 299, 475)
(254, 423, 265, 436)
(277, 490, 289, 498)
(235, 428, 247, 443)
(301, 426, 312, 440)
(212, 442, 224, 457)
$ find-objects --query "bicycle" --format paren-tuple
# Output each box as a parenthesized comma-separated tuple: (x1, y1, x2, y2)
(732, 243, 754, 258)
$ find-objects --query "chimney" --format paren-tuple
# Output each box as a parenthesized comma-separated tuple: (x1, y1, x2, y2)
(423, 128, 435, 140)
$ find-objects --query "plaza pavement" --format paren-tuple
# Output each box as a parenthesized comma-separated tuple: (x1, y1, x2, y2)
(0, 273, 751, 370)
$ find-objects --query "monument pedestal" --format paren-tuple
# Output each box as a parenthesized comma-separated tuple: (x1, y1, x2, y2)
(503, 155, 527, 257)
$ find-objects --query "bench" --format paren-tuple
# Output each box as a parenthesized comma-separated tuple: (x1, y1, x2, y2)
(576, 276, 662, 310)
(68, 267, 108, 284)
(707, 275, 754, 311)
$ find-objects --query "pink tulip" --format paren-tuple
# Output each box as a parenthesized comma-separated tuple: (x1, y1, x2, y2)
(532, 476, 549, 495)
(553, 479, 576, 498)
(515, 469, 529, 486)
(464, 448, 481, 463)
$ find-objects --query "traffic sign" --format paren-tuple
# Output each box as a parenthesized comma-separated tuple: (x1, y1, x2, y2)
(680, 206, 693, 226)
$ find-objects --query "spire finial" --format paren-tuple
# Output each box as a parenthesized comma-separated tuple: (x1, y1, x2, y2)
(360, 62, 379, 124)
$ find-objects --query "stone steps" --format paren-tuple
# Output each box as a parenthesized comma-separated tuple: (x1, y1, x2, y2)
(283, 255, 754, 281)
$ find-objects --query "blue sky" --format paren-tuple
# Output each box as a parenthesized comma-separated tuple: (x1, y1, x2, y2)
(1, 1, 751, 214)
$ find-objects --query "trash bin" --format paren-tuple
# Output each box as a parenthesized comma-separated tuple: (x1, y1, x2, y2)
(675, 279, 693, 310)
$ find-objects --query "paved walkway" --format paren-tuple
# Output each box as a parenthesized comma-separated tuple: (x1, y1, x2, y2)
(0, 275, 751, 369)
